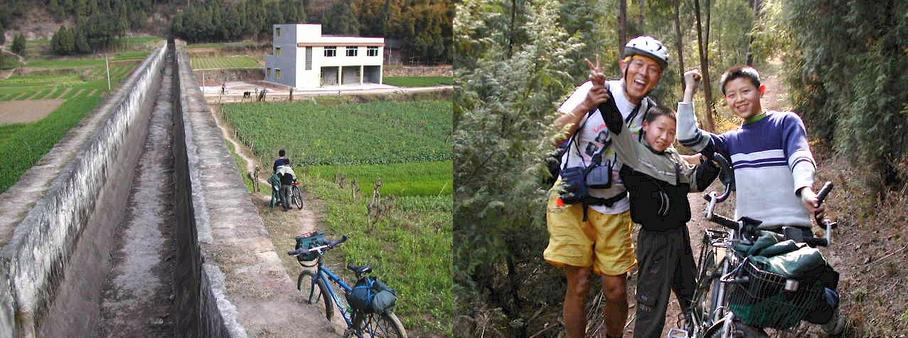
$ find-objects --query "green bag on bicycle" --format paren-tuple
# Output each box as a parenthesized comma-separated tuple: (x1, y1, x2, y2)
(294, 232, 328, 261)
(348, 276, 398, 314)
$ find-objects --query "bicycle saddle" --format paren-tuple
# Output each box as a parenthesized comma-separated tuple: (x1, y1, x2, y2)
(347, 264, 372, 275)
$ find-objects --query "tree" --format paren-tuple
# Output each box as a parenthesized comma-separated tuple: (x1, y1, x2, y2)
(618, 0, 627, 55)
(323, 2, 359, 35)
(11, 33, 25, 56)
(694, 0, 716, 131)
(673, 0, 685, 92)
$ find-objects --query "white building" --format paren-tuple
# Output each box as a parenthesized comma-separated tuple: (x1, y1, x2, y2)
(264, 24, 384, 89)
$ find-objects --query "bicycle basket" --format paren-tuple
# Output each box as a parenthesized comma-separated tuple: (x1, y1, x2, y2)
(728, 258, 824, 329)
(294, 232, 327, 261)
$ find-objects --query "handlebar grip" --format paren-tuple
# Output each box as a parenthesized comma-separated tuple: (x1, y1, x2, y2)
(327, 235, 349, 249)
(710, 214, 738, 230)
(816, 181, 833, 205)
(287, 249, 301, 256)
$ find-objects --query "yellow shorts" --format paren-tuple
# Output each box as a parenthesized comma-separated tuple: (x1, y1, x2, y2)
(543, 188, 636, 276)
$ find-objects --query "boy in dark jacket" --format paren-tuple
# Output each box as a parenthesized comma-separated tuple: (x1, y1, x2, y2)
(587, 60, 718, 337)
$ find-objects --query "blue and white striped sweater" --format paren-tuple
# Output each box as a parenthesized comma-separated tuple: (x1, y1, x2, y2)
(677, 102, 816, 228)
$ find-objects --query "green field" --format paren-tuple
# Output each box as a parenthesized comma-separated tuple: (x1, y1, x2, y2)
(0, 97, 103, 192)
(187, 40, 263, 49)
(309, 160, 452, 197)
(223, 98, 453, 334)
(384, 76, 453, 87)
(223, 100, 451, 166)
(0, 43, 153, 192)
(190, 55, 261, 70)
(0, 62, 139, 102)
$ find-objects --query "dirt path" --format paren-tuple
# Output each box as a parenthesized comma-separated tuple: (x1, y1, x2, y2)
(208, 104, 350, 333)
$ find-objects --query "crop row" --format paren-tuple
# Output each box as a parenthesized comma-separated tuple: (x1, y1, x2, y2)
(0, 64, 136, 102)
(190, 56, 260, 70)
(383, 76, 453, 87)
(307, 160, 452, 197)
(222, 99, 452, 166)
(0, 97, 103, 192)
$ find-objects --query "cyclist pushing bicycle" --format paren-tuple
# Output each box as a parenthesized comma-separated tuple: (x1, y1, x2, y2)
(674, 66, 847, 336)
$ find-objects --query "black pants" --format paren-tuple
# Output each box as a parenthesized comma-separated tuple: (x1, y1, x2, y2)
(634, 226, 697, 338)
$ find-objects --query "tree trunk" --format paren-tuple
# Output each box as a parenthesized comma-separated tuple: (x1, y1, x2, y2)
(505, 253, 526, 337)
(745, 0, 761, 65)
(508, 0, 517, 58)
(638, 0, 645, 34)
(694, 0, 716, 131)
(619, 0, 627, 56)
(673, 0, 685, 92)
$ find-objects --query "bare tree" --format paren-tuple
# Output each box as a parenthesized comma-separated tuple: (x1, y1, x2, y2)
(638, 0, 645, 34)
(694, 0, 716, 131)
(673, 0, 685, 92)
(619, 0, 627, 56)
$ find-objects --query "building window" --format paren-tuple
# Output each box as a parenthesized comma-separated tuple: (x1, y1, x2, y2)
(346, 46, 358, 57)
(275, 47, 282, 56)
(325, 46, 337, 57)
(275, 27, 281, 38)
(367, 46, 379, 57)
(276, 69, 282, 80)
(306, 47, 313, 70)
(267, 67, 272, 78)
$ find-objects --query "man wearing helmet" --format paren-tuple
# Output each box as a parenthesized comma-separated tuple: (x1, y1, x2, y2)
(544, 36, 670, 338)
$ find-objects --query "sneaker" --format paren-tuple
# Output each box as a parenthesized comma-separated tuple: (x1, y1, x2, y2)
(820, 314, 844, 335)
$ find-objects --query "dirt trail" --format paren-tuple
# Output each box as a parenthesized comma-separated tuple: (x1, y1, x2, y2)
(209, 104, 350, 333)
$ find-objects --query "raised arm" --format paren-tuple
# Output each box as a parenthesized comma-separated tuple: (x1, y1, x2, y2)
(677, 69, 720, 154)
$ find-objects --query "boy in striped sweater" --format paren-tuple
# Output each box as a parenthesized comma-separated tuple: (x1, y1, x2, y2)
(678, 66, 848, 334)
(677, 66, 822, 230)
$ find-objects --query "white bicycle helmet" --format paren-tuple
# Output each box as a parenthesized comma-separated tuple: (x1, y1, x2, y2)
(624, 36, 669, 70)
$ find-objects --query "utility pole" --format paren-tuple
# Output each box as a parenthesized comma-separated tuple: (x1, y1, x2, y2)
(105, 54, 111, 91)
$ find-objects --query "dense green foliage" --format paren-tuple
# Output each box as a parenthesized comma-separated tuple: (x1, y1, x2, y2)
(11, 33, 25, 56)
(222, 100, 452, 166)
(0, 96, 102, 192)
(383, 76, 453, 87)
(171, 0, 307, 43)
(42, 0, 154, 55)
(171, 0, 453, 64)
(759, 0, 908, 190)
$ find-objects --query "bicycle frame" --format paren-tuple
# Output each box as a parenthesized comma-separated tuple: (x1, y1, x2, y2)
(316, 258, 353, 327)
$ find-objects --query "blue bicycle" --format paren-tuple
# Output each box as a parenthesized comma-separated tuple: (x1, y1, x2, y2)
(287, 233, 407, 338)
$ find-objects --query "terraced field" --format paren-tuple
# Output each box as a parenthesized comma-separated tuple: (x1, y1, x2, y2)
(0, 42, 158, 193)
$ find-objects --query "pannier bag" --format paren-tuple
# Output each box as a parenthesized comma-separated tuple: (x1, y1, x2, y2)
(347, 276, 398, 314)
(294, 232, 327, 261)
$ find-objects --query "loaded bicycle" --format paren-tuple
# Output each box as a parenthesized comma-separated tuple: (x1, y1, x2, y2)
(287, 232, 407, 338)
(670, 154, 843, 338)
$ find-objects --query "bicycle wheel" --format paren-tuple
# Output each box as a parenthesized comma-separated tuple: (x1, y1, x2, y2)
(297, 270, 334, 320)
(292, 186, 304, 209)
(689, 232, 723, 333)
(352, 311, 407, 338)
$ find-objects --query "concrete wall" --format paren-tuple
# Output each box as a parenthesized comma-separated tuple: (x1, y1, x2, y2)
(0, 45, 167, 337)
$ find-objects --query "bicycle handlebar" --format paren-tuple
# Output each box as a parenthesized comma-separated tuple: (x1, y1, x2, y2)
(286, 235, 349, 257)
